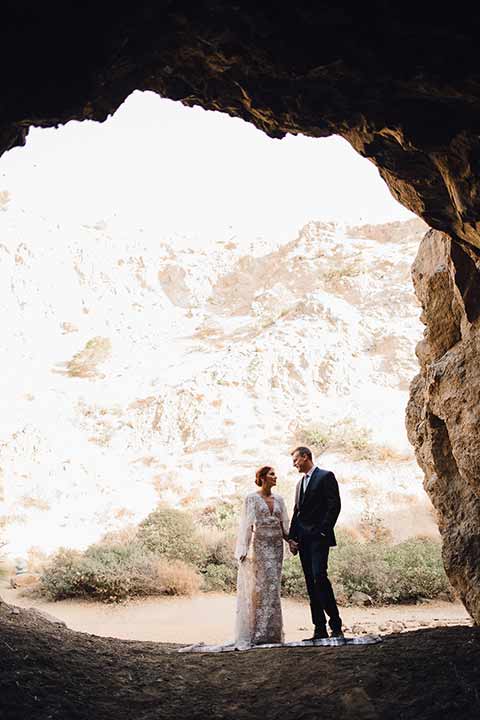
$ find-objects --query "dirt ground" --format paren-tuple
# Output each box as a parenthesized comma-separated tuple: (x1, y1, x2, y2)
(1, 597, 479, 720)
(0, 587, 472, 643)
(1, 588, 479, 720)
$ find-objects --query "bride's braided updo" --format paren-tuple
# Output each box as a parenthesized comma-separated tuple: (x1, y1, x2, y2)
(255, 466, 273, 487)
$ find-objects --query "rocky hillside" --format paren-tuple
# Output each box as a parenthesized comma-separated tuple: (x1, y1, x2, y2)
(0, 201, 434, 558)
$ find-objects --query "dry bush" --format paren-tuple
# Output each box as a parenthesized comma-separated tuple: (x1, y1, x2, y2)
(154, 558, 201, 596)
(18, 496, 51, 511)
(100, 525, 139, 545)
(54, 336, 111, 379)
(25, 546, 49, 573)
(371, 446, 412, 463)
(298, 420, 410, 464)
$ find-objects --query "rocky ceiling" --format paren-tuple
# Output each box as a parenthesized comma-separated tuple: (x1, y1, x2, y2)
(2, 3, 480, 623)
(2, 3, 480, 248)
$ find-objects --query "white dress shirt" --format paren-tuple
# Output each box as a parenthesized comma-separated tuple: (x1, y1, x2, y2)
(302, 465, 317, 494)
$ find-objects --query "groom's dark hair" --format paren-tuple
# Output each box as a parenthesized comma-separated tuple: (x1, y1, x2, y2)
(291, 446, 312, 460)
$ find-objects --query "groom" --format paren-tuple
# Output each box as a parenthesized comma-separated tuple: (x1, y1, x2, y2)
(288, 446, 343, 639)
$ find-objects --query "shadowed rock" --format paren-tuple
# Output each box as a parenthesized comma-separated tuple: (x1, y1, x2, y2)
(1, 5, 480, 249)
(407, 231, 480, 623)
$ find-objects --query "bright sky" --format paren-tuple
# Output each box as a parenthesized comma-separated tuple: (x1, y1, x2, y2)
(0, 90, 414, 249)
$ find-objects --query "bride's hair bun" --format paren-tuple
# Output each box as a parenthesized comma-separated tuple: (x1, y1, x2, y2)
(255, 466, 272, 486)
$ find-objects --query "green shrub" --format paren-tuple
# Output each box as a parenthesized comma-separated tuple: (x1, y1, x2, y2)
(40, 536, 203, 603)
(330, 531, 391, 602)
(281, 530, 451, 605)
(202, 563, 237, 592)
(197, 500, 241, 532)
(298, 419, 407, 463)
(298, 419, 371, 460)
(383, 537, 451, 602)
(40, 548, 91, 600)
(281, 555, 307, 598)
(137, 506, 204, 565)
(328, 530, 451, 604)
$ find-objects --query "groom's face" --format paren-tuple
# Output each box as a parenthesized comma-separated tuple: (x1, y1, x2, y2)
(292, 451, 309, 473)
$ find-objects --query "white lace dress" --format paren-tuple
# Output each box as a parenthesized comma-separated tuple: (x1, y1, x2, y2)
(234, 492, 290, 647)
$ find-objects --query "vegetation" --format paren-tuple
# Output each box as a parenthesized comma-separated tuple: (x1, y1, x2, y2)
(39, 503, 240, 602)
(298, 419, 411, 463)
(0, 516, 9, 578)
(281, 529, 452, 605)
(0, 543, 7, 578)
(40, 541, 201, 603)
(137, 506, 204, 565)
(38, 504, 451, 605)
(334, 531, 451, 603)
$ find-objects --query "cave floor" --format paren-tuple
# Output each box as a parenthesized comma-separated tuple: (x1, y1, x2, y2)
(1, 600, 479, 720)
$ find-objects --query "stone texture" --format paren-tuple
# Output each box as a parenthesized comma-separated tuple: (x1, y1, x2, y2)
(1, 218, 432, 557)
(406, 231, 480, 624)
(1, 6, 480, 248)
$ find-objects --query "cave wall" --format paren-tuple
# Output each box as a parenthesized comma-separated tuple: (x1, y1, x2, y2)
(406, 231, 480, 623)
(2, 4, 480, 248)
(2, 3, 480, 621)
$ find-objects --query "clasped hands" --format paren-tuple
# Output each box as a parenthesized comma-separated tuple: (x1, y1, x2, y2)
(288, 539, 299, 555)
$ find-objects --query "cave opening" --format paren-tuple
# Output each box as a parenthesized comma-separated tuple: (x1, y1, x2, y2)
(0, 90, 454, 644)
(2, 5, 480, 717)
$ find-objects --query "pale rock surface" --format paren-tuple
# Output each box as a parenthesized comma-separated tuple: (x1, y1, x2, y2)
(406, 230, 480, 624)
(0, 202, 433, 558)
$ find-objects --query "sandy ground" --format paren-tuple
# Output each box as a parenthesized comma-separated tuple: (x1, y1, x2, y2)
(0, 585, 471, 643)
(2, 598, 479, 720)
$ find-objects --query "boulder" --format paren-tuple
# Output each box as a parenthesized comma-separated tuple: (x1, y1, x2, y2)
(350, 591, 373, 606)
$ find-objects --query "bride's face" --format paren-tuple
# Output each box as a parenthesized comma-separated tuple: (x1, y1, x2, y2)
(263, 468, 277, 489)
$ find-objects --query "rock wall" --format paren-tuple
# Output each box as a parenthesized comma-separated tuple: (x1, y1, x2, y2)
(406, 230, 480, 623)
(2, 5, 480, 248)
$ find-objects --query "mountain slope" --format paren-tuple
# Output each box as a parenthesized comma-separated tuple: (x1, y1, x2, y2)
(0, 206, 434, 557)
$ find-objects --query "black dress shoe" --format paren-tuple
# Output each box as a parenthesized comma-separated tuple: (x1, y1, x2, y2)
(303, 629, 329, 641)
(330, 629, 344, 638)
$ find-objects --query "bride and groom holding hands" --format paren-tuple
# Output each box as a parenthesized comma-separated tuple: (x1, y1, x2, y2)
(234, 445, 343, 648)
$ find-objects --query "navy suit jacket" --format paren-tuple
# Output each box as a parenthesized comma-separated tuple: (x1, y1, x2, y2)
(288, 467, 341, 547)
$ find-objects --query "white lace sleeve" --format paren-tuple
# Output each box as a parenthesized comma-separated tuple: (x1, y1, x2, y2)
(235, 495, 256, 559)
(279, 496, 290, 538)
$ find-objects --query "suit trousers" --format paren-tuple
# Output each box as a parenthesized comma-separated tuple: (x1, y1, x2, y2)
(299, 537, 342, 632)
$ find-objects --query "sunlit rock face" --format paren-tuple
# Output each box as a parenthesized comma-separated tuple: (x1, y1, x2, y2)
(0, 208, 433, 557)
(2, 6, 480, 248)
(406, 231, 480, 623)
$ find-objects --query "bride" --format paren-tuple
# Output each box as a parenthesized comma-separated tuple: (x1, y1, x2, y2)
(234, 465, 290, 647)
